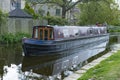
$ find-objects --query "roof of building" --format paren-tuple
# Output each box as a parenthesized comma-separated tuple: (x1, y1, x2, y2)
(9, 8, 33, 18)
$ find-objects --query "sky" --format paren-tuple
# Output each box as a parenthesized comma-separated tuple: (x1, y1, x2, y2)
(115, 0, 120, 9)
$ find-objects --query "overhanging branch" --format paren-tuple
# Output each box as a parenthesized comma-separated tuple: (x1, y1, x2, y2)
(66, 0, 83, 11)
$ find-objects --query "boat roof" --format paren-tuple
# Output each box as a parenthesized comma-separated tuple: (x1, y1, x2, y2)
(33, 25, 106, 29)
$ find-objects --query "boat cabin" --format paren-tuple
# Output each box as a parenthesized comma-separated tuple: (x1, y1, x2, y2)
(32, 26, 107, 40)
(32, 26, 54, 40)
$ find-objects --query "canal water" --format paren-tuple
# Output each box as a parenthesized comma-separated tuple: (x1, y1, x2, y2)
(0, 35, 119, 80)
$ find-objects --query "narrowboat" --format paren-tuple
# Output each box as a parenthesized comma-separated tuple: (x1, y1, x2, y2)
(22, 25, 109, 56)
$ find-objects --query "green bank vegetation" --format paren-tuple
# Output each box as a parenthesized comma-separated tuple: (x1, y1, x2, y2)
(0, 33, 30, 44)
(0, 9, 31, 44)
(77, 0, 120, 26)
(108, 26, 120, 33)
(78, 50, 120, 80)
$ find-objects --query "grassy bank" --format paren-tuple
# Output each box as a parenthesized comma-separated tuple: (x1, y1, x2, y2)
(0, 33, 31, 44)
(78, 51, 120, 80)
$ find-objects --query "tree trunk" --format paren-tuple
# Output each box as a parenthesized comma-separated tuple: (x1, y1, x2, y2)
(62, 6, 66, 19)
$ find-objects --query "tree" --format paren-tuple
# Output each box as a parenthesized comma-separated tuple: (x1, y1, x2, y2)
(26, 0, 83, 18)
(24, 2, 39, 19)
(0, 10, 7, 26)
(44, 15, 68, 25)
(77, 0, 120, 25)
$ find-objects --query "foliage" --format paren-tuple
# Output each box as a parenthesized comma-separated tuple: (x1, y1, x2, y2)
(0, 9, 7, 25)
(0, 33, 31, 44)
(78, 50, 120, 80)
(77, 0, 120, 26)
(26, 0, 83, 18)
(0, 9, 8, 34)
(108, 29, 120, 33)
(24, 2, 38, 19)
(44, 15, 68, 25)
(107, 26, 120, 32)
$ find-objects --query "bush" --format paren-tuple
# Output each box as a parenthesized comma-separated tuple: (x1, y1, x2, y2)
(0, 9, 7, 25)
(0, 33, 31, 44)
(44, 16, 68, 25)
(108, 26, 120, 33)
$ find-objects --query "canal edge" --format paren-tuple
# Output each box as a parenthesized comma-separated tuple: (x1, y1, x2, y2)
(63, 49, 119, 80)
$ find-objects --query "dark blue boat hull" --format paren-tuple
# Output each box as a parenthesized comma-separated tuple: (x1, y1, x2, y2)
(22, 34, 109, 56)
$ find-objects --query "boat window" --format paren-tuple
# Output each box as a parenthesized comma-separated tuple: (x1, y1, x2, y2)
(34, 27, 54, 40)
(34, 28, 38, 39)
(93, 29, 98, 34)
(89, 29, 93, 34)
(44, 29, 48, 40)
(87, 28, 93, 35)
(50, 29, 53, 39)
(39, 29, 43, 40)
(63, 29, 69, 37)
(74, 29, 79, 36)
(98, 29, 101, 34)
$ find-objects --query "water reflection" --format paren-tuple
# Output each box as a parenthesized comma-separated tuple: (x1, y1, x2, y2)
(0, 44, 23, 80)
(110, 36, 120, 51)
(0, 36, 119, 80)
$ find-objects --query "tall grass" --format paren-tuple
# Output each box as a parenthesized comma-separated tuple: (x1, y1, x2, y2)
(0, 33, 31, 44)
(78, 51, 120, 80)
